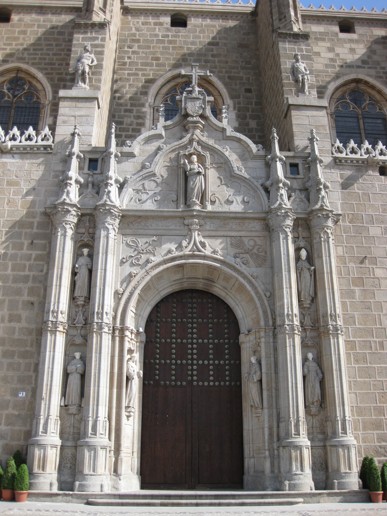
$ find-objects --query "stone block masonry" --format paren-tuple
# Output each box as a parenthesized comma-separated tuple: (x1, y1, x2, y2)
(0, 7, 79, 134)
(112, 10, 264, 145)
(0, 155, 53, 458)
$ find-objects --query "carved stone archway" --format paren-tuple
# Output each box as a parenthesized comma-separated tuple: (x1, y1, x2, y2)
(112, 254, 275, 491)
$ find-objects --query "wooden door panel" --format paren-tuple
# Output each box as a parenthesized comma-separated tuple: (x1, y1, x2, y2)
(141, 385, 189, 487)
(196, 386, 243, 487)
(141, 290, 243, 489)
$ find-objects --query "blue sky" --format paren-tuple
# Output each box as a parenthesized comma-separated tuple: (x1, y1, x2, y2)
(300, 0, 385, 10)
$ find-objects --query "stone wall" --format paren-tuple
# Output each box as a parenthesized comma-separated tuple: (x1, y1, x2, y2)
(302, 14, 387, 96)
(254, 0, 285, 148)
(328, 160, 387, 463)
(112, 9, 264, 145)
(0, 7, 78, 133)
(0, 153, 55, 460)
(300, 12, 387, 464)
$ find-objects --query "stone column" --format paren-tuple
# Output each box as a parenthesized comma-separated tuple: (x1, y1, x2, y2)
(307, 129, 358, 489)
(28, 203, 80, 491)
(310, 209, 358, 489)
(75, 124, 122, 491)
(268, 207, 313, 491)
(74, 205, 121, 492)
(266, 128, 313, 491)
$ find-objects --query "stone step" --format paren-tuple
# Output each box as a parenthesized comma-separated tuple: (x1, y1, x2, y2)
(86, 497, 304, 507)
(28, 489, 370, 506)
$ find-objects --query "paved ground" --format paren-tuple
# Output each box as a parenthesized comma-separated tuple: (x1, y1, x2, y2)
(1, 502, 387, 516)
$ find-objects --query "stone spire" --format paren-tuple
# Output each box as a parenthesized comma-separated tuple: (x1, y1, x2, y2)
(98, 122, 122, 206)
(265, 128, 290, 208)
(307, 129, 330, 210)
(56, 126, 84, 204)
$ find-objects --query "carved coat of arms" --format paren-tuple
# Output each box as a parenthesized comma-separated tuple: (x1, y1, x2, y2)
(185, 96, 204, 116)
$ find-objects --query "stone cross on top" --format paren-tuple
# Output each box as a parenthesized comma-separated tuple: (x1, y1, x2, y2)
(181, 63, 212, 94)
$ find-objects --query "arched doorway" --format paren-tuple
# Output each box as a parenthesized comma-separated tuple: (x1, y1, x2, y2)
(140, 289, 243, 489)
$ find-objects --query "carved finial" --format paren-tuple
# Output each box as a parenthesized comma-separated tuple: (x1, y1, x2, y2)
(265, 128, 290, 208)
(307, 129, 330, 210)
(98, 122, 122, 206)
(56, 125, 84, 204)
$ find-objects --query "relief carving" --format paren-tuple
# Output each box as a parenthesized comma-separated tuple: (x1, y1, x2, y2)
(230, 236, 266, 267)
(164, 218, 220, 256)
(121, 236, 158, 266)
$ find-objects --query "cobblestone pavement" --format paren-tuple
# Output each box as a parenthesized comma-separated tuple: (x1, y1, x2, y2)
(1, 502, 387, 516)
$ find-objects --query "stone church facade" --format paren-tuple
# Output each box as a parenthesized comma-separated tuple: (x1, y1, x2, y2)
(0, 0, 386, 493)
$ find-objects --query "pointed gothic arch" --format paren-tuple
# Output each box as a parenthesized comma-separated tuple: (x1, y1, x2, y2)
(0, 64, 51, 132)
(326, 75, 387, 146)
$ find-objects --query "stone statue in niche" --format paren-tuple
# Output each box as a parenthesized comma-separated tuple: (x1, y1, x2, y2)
(245, 356, 262, 413)
(290, 53, 310, 95)
(296, 248, 314, 309)
(125, 354, 143, 418)
(183, 154, 205, 208)
(74, 45, 97, 89)
(303, 352, 323, 415)
(74, 248, 92, 300)
(65, 352, 85, 413)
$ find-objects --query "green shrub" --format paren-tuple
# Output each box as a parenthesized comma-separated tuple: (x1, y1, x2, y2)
(2, 456, 17, 490)
(0, 464, 4, 488)
(14, 464, 29, 492)
(380, 462, 387, 492)
(13, 450, 26, 469)
(368, 458, 382, 492)
(360, 456, 372, 490)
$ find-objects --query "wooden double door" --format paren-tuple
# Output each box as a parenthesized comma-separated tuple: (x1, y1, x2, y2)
(141, 289, 243, 489)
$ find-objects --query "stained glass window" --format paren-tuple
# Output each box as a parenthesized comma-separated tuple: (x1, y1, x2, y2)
(333, 88, 387, 146)
(0, 75, 42, 132)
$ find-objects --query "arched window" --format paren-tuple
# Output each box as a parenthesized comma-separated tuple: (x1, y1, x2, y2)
(331, 85, 387, 146)
(0, 69, 49, 132)
(153, 78, 223, 125)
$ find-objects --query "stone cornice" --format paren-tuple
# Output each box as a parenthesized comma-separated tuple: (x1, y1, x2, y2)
(122, 0, 254, 14)
(300, 6, 387, 20)
(0, 0, 82, 7)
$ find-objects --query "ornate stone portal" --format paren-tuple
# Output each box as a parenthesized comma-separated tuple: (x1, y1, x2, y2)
(28, 65, 358, 493)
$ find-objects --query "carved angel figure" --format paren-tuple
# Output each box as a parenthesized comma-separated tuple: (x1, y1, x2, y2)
(183, 154, 205, 208)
